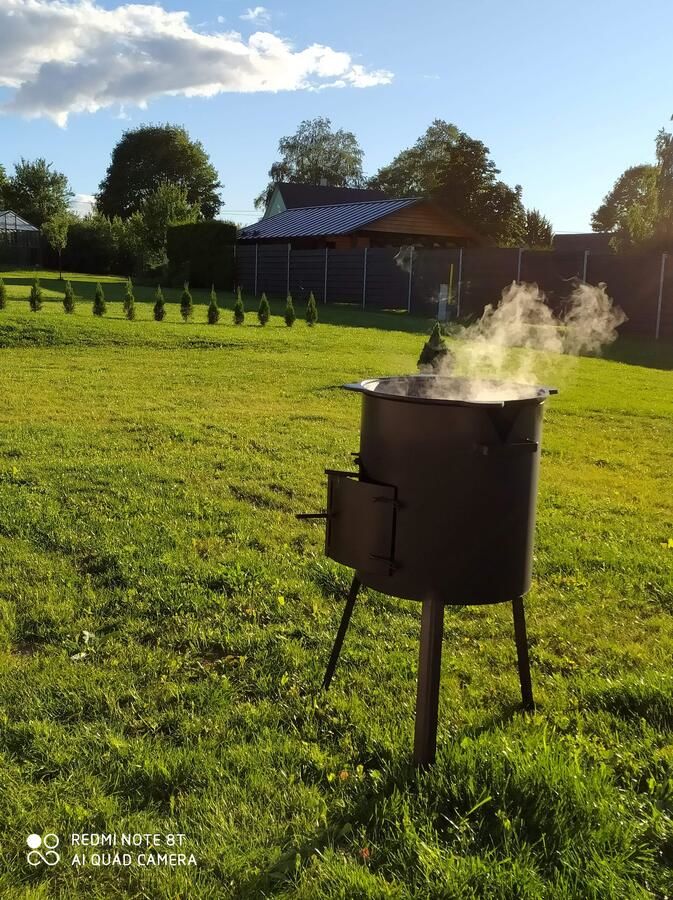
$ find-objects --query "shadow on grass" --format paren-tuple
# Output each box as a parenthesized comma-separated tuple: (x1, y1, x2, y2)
(602, 337, 673, 370)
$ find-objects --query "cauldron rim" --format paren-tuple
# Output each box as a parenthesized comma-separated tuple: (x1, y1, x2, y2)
(343, 375, 557, 408)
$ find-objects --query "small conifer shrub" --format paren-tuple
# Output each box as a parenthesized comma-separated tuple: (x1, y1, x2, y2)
(63, 281, 75, 313)
(305, 291, 318, 326)
(123, 280, 136, 321)
(284, 293, 296, 327)
(233, 286, 245, 325)
(207, 285, 220, 324)
(180, 282, 193, 322)
(92, 282, 106, 316)
(29, 278, 43, 312)
(0, 279, 7, 310)
(258, 292, 270, 326)
(153, 285, 166, 321)
(418, 322, 453, 372)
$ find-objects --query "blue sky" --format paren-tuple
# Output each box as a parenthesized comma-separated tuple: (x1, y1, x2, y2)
(1, 0, 672, 231)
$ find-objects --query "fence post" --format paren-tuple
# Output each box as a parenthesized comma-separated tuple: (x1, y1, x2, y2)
(517, 247, 523, 282)
(254, 243, 258, 297)
(456, 248, 463, 318)
(407, 248, 414, 313)
(656, 252, 667, 340)
(362, 247, 368, 309)
(323, 247, 328, 303)
(286, 243, 291, 296)
(582, 250, 589, 283)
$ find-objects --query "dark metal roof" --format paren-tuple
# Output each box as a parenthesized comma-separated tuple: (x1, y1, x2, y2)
(552, 232, 613, 253)
(276, 182, 388, 208)
(240, 198, 420, 241)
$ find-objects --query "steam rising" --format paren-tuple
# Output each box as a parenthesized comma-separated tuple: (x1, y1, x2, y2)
(434, 281, 626, 400)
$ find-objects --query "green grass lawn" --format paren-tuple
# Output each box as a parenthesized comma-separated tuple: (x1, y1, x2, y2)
(0, 271, 672, 898)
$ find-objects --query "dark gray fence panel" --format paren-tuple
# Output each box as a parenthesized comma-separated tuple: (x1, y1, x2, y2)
(257, 244, 288, 296)
(587, 252, 661, 337)
(520, 250, 584, 315)
(289, 249, 326, 302)
(365, 249, 409, 309)
(410, 248, 460, 316)
(460, 248, 519, 318)
(660, 257, 673, 340)
(236, 245, 256, 294)
(326, 249, 365, 304)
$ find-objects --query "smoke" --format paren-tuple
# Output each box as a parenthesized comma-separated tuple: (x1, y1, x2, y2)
(431, 280, 626, 400)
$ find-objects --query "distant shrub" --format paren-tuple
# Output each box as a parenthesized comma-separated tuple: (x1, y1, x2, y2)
(92, 282, 106, 317)
(306, 291, 318, 326)
(63, 281, 75, 313)
(284, 293, 296, 327)
(0, 279, 6, 310)
(180, 282, 193, 322)
(233, 286, 245, 325)
(123, 279, 136, 321)
(153, 285, 166, 321)
(29, 278, 43, 312)
(258, 292, 270, 326)
(207, 285, 220, 325)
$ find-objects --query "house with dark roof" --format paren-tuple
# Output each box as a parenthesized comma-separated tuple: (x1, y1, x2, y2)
(552, 232, 613, 254)
(262, 182, 388, 219)
(242, 194, 482, 250)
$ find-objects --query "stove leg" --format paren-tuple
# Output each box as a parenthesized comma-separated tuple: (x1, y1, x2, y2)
(321, 576, 360, 691)
(512, 596, 534, 710)
(414, 597, 445, 767)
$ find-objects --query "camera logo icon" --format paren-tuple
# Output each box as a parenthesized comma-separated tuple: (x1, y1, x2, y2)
(26, 833, 60, 866)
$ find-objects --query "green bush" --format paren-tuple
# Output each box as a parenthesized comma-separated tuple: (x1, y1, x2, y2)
(92, 282, 106, 317)
(166, 221, 237, 289)
(180, 282, 193, 322)
(207, 285, 220, 325)
(63, 281, 75, 314)
(233, 287, 245, 325)
(29, 278, 43, 313)
(284, 293, 296, 327)
(306, 291, 318, 326)
(123, 279, 136, 321)
(0, 279, 6, 310)
(258, 292, 270, 326)
(153, 285, 166, 322)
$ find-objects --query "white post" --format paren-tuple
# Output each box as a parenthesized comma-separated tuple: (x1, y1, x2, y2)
(254, 243, 258, 297)
(456, 248, 463, 318)
(517, 247, 523, 282)
(582, 250, 589, 283)
(655, 252, 667, 340)
(323, 247, 328, 304)
(286, 243, 291, 296)
(407, 247, 414, 313)
(362, 247, 368, 309)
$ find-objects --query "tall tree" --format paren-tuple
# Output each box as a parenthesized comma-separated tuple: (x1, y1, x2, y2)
(255, 117, 364, 209)
(4, 158, 72, 227)
(134, 182, 198, 269)
(655, 128, 673, 243)
(97, 124, 222, 220)
(370, 120, 526, 245)
(523, 209, 553, 249)
(42, 211, 72, 279)
(591, 164, 659, 251)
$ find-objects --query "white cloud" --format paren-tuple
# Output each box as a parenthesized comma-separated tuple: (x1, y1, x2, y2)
(0, 0, 393, 126)
(70, 193, 96, 216)
(240, 6, 270, 22)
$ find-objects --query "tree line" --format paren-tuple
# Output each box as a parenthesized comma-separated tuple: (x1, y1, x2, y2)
(591, 119, 673, 252)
